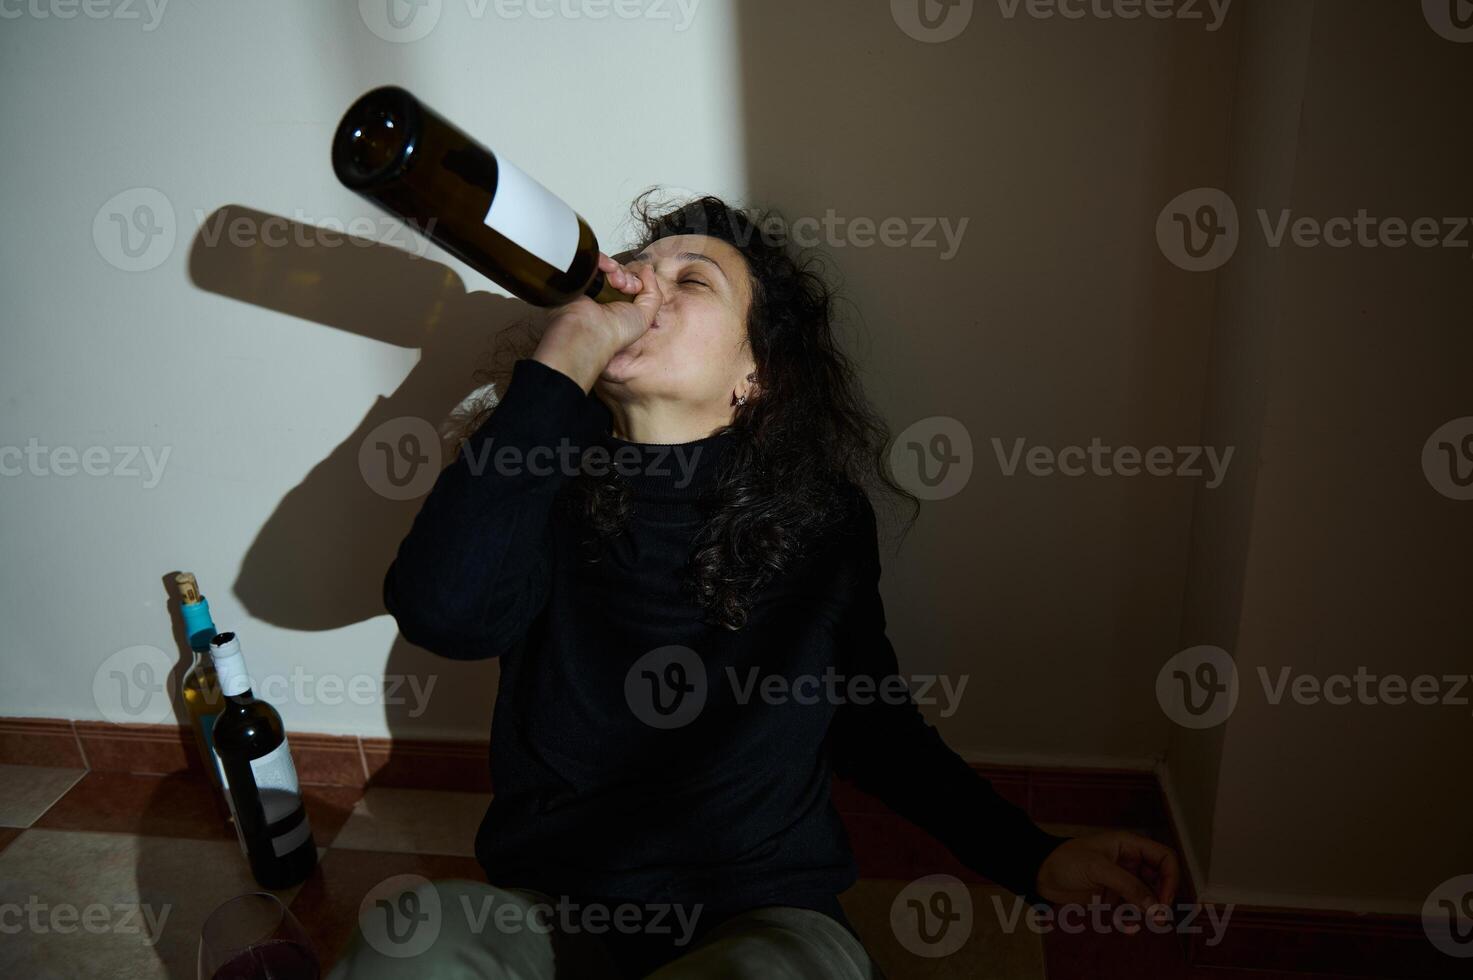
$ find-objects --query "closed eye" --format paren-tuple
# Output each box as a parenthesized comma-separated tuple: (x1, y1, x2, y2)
(679, 278, 709, 289)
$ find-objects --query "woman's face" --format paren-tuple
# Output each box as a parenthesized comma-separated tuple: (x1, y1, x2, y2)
(594, 234, 756, 413)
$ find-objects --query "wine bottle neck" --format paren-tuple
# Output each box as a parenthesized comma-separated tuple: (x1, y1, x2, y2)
(181, 597, 216, 653)
(210, 643, 253, 697)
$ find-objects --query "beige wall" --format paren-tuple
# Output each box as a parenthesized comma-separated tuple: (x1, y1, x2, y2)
(733, 0, 1240, 766)
(1167, 0, 1316, 897)
(1168, 0, 1473, 912)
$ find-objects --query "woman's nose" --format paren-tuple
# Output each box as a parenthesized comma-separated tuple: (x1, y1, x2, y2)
(627, 260, 672, 303)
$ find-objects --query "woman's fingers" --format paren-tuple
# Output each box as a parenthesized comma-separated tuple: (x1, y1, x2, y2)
(626, 260, 665, 318)
(1090, 863, 1159, 933)
(598, 251, 644, 294)
(1116, 834, 1181, 906)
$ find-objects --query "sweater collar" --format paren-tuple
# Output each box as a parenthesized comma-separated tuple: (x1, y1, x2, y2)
(599, 427, 735, 502)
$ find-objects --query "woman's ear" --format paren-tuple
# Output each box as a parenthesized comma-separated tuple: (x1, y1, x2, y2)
(734, 370, 759, 406)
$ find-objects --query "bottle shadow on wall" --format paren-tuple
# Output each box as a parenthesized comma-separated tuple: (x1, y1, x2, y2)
(185, 203, 535, 754)
(134, 206, 527, 972)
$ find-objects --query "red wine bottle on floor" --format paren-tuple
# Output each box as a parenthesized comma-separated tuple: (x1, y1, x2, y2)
(331, 85, 632, 307)
(209, 632, 317, 889)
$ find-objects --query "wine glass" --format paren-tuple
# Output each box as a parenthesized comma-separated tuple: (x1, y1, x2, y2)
(198, 892, 320, 980)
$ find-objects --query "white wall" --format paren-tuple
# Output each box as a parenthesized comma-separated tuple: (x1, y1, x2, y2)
(0, 0, 745, 736)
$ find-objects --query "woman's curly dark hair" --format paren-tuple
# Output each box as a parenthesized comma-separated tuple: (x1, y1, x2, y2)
(454, 189, 918, 630)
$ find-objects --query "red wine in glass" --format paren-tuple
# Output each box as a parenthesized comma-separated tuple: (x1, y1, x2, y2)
(199, 893, 320, 980)
(210, 938, 319, 980)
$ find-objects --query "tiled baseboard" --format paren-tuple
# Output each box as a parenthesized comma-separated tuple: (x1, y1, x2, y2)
(0, 717, 1160, 818)
(0, 716, 484, 790)
(0, 717, 86, 769)
(1185, 906, 1456, 979)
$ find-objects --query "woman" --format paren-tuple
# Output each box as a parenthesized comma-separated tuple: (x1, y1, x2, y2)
(331, 195, 1179, 979)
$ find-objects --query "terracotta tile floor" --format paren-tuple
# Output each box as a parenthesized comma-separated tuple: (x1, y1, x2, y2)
(0, 763, 1221, 979)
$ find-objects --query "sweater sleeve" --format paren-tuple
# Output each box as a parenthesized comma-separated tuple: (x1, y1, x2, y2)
(382, 357, 609, 661)
(825, 489, 1070, 903)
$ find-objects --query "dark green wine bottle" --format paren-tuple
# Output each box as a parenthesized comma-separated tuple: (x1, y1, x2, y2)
(332, 85, 630, 307)
(208, 632, 317, 890)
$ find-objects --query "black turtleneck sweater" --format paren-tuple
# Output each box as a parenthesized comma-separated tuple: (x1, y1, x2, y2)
(383, 356, 1068, 973)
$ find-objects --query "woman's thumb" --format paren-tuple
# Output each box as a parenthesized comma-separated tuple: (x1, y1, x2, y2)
(628, 263, 665, 320)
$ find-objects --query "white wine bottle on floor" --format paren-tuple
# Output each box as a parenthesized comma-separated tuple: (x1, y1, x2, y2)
(175, 572, 230, 820)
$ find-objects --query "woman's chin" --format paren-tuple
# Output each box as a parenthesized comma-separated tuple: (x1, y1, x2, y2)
(598, 352, 643, 386)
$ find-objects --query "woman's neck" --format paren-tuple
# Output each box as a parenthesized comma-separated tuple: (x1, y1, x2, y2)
(601, 398, 732, 446)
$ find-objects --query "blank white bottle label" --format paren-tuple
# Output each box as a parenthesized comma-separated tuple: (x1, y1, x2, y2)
(269, 813, 313, 857)
(484, 155, 580, 273)
(250, 739, 313, 856)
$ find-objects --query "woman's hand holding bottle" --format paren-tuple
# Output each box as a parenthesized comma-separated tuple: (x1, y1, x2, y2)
(533, 252, 664, 393)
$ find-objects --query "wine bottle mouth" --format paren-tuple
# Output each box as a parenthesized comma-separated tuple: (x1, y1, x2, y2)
(332, 86, 421, 188)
